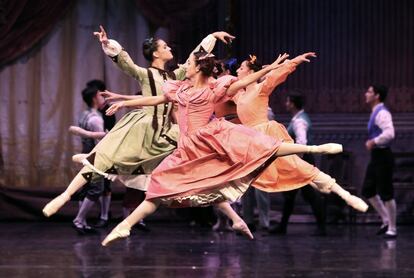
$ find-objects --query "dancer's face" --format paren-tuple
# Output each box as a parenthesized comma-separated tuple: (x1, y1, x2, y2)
(153, 40, 173, 61)
(185, 55, 199, 79)
(236, 61, 253, 79)
(365, 86, 379, 105)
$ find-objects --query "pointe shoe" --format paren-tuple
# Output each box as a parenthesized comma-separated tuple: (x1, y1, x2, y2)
(42, 192, 70, 217)
(101, 223, 131, 246)
(72, 153, 89, 163)
(309, 143, 343, 154)
(232, 221, 254, 240)
(344, 195, 369, 212)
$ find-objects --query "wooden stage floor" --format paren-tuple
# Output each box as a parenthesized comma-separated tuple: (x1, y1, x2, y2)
(0, 222, 412, 277)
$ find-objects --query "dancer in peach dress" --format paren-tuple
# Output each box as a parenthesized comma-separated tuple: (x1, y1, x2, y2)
(99, 49, 346, 246)
(232, 53, 369, 212)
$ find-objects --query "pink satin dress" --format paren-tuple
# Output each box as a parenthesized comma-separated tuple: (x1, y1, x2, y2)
(144, 76, 281, 207)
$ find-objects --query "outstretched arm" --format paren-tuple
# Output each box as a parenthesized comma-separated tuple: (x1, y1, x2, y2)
(100, 90, 142, 101)
(69, 126, 106, 140)
(106, 95, 169, 116)
(94, 25, 147, 82)
(260, 52, 316, 95)
(174, 31, 236, 79)
(226, 53, 289, 97)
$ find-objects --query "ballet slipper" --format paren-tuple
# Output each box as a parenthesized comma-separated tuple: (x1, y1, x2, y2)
(344, 194, 369, 212)
(307, 143, 343, 154)
(101, 222, 131, 246)
(232, 220, 254, 240)
(42, 192, 71, 217)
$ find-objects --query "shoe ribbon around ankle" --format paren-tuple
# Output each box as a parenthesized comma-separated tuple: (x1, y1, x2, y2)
(81, 159, 117, 181)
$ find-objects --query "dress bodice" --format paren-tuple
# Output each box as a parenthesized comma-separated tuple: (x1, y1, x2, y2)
(163, 76, 237, 135)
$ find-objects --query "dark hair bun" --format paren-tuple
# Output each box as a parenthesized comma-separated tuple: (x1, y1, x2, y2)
(246, 54, 262, 72)
(142, 37, 159, 62)
(197, 57, 216, 77)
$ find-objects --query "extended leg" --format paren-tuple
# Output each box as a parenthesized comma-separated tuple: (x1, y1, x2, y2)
(310, 171, 368, 212)
(42, 173, 88, 217)
(102, 199, 160, 246)
(275, 142, 342, 157)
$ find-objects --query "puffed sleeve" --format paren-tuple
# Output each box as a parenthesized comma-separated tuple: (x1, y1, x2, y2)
(212, 75, 238, 103)
(102, 39, 147, 84)
(102, 39, 123, 57)
(259, 61, 297, 96)
(173, 34, 218, 80)
(162, 80, 183, 102)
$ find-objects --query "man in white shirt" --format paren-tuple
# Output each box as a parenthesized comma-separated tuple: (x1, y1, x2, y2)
(362, 85, 397, 239)
(269, 94, 326, 236)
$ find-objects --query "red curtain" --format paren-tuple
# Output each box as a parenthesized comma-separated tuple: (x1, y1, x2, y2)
(0, 0, 74, 67)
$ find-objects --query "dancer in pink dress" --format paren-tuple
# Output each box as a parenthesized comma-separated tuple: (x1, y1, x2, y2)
(101, 49, 343, 246)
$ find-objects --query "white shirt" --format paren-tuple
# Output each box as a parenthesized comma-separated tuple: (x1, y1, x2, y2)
(371, 103, 395, 146)
(291, 109, 309, 145)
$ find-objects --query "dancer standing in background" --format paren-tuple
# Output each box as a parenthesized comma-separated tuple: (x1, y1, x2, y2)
(362, 85, 397, 239)
(70, 86, 106, 234)
(269, 93, 326, 236)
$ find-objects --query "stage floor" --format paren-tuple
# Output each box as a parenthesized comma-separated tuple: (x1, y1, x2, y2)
(0, 222, 412, 277)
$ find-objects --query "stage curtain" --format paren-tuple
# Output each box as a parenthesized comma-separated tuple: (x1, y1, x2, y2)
(0, 0, 156, 193)
(0, 0, 75, 68)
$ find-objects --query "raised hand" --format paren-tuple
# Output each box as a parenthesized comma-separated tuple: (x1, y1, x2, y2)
(106, 101, 124, 116)
(269, 53, 290, 70)
(212, 31, 236, 44)
(291, 52, 317, 64)
(93, 25, 109, 45)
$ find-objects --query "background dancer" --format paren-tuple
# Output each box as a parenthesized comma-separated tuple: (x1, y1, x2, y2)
(362, 85, 397, 239)
(269, 93, 326, 236)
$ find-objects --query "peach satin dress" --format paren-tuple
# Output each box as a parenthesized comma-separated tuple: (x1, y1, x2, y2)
(232, 62, 319, 192)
